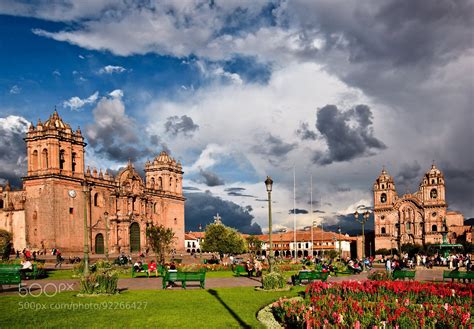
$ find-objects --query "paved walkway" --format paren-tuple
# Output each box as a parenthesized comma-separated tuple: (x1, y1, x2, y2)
(0, 268, 454, 295)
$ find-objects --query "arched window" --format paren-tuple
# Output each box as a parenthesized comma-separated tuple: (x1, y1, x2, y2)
(381, 227, 386, 234)
(71, 153, 76, 172)
(406, 222, 411, 231)
(32, 150, 38, 171)
(0, 199, 3, 209)
(151, 178, 155, 189)
(94, 193, 99, 207)
(153, 202, 157, 214)
(432, 225, 437, 232)
(380, 193, 387, 203)
(170, 177, 173, 191)
(59, 149, 65, 170)
(381, 184, 385, 189)
(42, 148, 48, 169)
(430, 189, 438, 199)
(158, 177, 162, 189)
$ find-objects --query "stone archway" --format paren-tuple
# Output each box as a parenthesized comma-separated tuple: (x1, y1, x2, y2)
(129, 222, 141, 253)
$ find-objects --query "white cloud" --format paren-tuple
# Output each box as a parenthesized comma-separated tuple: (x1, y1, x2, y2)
(9, 85, 21, 94)
(52, 70, 61, 77)
(99, 65, 126, 74)
(63, 91, 99, 111)
(108, 89, 123, 98)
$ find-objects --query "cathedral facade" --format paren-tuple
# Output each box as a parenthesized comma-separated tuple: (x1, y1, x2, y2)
(373, 165, 471, 251)
(0, 111, 185, 254)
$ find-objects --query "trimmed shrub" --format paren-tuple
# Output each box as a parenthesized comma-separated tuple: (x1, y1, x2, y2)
(367, 270, 391, 281)
(262, 272, 286, 290)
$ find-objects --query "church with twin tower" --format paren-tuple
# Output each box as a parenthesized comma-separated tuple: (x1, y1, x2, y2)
(373, 165, 470, 251)
(0, 111, 185, 254)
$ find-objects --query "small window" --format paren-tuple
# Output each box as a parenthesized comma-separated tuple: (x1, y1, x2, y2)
(174, 218, 177, 224)
(432, 212, 437, 217)
(59, 150, 65, 170)
(430, 189, 438, 199)
(381, 215, 385, 220)
(432, 225, 437, 232)
(72, 153, 76, 172)
(381, 227, 386, 234)
(94, 193, 99, 207)
(380, 193, 387, 203)
(0, 199, 3, 209)
(69, 207, 74, 214)
(431, 179, 435, 184)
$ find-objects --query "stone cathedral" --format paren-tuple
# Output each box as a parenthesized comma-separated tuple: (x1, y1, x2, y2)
(0, 111, 185, 254)
(373, 165, 471, 251)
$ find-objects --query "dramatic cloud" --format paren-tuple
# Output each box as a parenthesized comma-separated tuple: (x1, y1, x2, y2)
(164, 115, 199, 137)
(225, 187, 256, 198)
(252, 133, 297, 164)
(313, 104, 386, 165)
(99, 65, 126, 74)
(63, 91, 99, 111)
(395, 161, 422, 193)
(288, 208, 309, 214)
(185, 191, 262, 234)
(0, 116, 29, 187)
(85, 92, 152, 162)
(296, 122, 317, 141)
(198, 169, 225, 187)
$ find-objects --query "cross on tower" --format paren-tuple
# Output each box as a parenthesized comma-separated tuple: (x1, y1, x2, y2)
(213, 213, 222, 224)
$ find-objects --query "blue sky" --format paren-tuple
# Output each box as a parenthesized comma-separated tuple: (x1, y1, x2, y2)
(0, 1, 472, 233)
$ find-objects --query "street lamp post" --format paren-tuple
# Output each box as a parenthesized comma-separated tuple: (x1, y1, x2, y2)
(198, 223, 203, 262)
(82, 182, 91, 276)
(265, 176, 273, 273)
(311, 220, 317, 258)
(354, 209, 371, 271)
(104, 211, 109, 261)
(337, 226, 342, 259)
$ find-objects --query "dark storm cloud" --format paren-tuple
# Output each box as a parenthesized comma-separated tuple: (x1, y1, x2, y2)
(323, 213, 375, 235)
(224, 187, 256, 198)
(313, 104, 385, 165)
(198, 169, 224, 186)
(288, 208, 308, 214)
(164, 115, 199, 137)
(183, 186, 201, 191)
(184, 191, 262, 234)
(253, 134, 297, 164)
(0, 116, 29, 187)
(296, 122, 317, 141)
(440, 164, 474, 217)
(149, 134, 170, 154)
(395, 161, 422, 193)
(85, 97, 153, 162)
(313, 210, 325, 214)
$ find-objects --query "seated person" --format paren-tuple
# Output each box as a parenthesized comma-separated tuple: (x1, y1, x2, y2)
(166, 262, 178, 288)
(348, 260, 362, 274)
(245, 261, 254, 278)
(21, 260, 33, 271)
(133, 260, 143, 272)
(254, 260, 263, 277)
(147, 260, 158, 277)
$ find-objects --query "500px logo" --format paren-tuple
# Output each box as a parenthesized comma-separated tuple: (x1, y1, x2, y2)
(19, 283, 75, 297)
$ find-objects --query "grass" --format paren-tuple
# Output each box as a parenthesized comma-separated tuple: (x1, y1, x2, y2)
(0, 286, 305, 328)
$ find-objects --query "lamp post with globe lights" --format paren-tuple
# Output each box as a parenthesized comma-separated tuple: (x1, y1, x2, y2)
(354, 208, 371, 271)
(265, 176, 273, 273)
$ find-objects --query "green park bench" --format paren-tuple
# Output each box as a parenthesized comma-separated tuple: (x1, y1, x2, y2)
(0, 264, 22, 290)
(234, 265, 247, 276)
(443, 270, 474, 283)
(293, 271, 328, 285)
(392, 270, 416, 281)
(162, 271, 206, 289)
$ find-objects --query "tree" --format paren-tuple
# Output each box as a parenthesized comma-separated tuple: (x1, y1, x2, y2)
(0, 229, 12, 261)
(146, 224, 176, 264)
(201, 223, 247, 258)
(246, 235, 262, 256)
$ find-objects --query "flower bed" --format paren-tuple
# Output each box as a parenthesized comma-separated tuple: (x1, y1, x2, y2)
(272, 281, 473, 328)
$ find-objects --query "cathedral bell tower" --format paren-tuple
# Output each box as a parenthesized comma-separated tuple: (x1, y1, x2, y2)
(373, 168, 397, 209)
(419, 163, 446, 207)
(144, 151, 183, 195)
(24, 110, 86, 179)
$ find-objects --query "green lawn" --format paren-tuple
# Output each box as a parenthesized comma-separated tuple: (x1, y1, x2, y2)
(0, 286, 305, 328)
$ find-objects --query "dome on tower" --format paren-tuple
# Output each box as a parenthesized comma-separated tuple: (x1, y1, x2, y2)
(155, 151, 172, 164)
(375, 167, 394, 184)
(43, 110, 71, 130)
(425, 163, 443, 177)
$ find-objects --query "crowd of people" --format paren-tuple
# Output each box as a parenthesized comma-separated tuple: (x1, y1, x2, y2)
(384, 253, 472, 272)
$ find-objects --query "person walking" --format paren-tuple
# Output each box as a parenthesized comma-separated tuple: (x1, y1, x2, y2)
(385, 257, 392, 275)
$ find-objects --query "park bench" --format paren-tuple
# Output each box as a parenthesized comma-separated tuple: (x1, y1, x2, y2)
(234, 265, 247, 276)
(293, 271, 328, 285)
(392, 270, 416, 281)
(162, 271, 206, 289)
(0, 265, 22, 289)
(443, 270, 474, 283)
